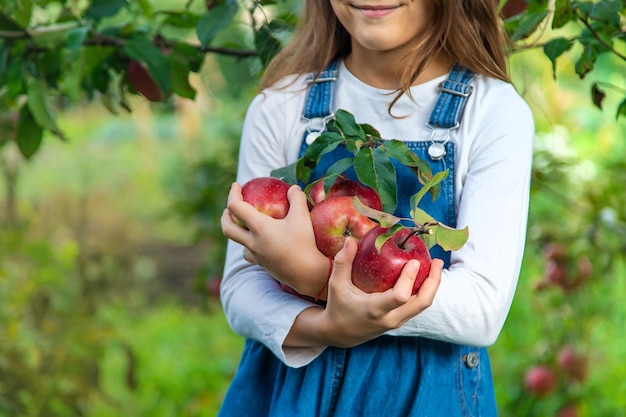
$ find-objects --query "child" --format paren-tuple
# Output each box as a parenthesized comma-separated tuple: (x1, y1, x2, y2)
(219, 0, 534, 415)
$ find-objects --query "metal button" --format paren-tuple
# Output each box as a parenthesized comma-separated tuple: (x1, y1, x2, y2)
(464, 352, 479, 369)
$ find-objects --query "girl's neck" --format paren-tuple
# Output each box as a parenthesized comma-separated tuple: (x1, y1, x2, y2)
(343, 51, 452, 90)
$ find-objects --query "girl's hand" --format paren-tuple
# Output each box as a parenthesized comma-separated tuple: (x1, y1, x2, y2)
(221, 182, 330, 297)
(285, 237, 443, 349)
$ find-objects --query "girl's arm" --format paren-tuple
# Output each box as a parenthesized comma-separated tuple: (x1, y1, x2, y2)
(386, 81, 535, 346)
(283, 238, 443, 349)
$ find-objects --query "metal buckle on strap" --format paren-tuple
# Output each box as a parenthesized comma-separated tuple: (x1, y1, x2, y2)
(310, 75, 337, 83)
(438, 80, 474, 97)
(302, 113, 335, 145)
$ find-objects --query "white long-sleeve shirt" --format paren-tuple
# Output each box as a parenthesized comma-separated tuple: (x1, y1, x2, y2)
(221, 62, 535, 368)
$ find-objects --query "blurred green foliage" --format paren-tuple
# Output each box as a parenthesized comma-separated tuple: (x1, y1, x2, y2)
(0, 1, 625, 416)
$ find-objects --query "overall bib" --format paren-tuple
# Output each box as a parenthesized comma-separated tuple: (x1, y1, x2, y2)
(219, 62, 498, 417)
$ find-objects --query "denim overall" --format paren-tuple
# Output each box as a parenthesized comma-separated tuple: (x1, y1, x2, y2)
(219, 63, 498, 417)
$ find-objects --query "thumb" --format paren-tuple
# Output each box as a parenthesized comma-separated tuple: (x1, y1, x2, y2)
(285, 185, 310, 218)
(330, 237, 358, 281)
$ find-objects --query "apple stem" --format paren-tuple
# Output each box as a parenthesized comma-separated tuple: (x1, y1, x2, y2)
(399, 228, 426, 249)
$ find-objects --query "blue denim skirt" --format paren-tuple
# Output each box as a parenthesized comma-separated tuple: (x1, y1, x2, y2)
(218, 336, 497, 416)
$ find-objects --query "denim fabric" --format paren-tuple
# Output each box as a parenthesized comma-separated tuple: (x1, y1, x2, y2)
(218, 63, 498, 417)
(220, 338, 495, 417)
(428, 63, 475, 129)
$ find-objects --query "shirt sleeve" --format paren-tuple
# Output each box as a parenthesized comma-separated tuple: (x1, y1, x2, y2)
(220, 88, 328, 368)
(386, 81, 535, 346)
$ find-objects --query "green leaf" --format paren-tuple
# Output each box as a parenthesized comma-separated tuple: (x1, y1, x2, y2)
(552, 0, 574, 29)
(124, 35, 171, 94)
(172, 43, 204, 73)
(574, 44, 597, 79)
(511, 10, 549, 41)
(543, 37, 573, 79)
(161, 11, 201, 29)
(353, 198, 402, 228)
(325, 157, 354, 179)
(374, 224, 404, 253)
(382, 139, 433, 182)
(433, 224, 469, 252)
(334, 109, 366, 138)
(25, 75, 65, 140)
(85, 0, 128, 20)
(589, 0, 621, 27)
(15, 104, 43, 159)
(8, 2, 32, 27)
(254, 24, 282, 67)
(410, 206, 436, 227)
(66, 26, 89, 55)
(167, 51, 196, 99)
(354, 147, 397, 213)
(0, 13, 26, 32)
(271, 162, 298, 184)
(591, 82, 606, 110)
(412, 169, 449, 206)
(299, 131, 344, 171)
(616, 97, 626, 120)
(196, 1, 239, 46)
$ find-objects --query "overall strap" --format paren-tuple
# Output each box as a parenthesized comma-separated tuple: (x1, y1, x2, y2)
(301, 60, 340, 135)
(428, 63, 476, 129)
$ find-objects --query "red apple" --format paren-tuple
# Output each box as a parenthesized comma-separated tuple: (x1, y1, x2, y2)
(557, 345, 587, 382)
(206, 275, 222, 298)
(351, 225, 432, 294)
(524, 365, 558, 396)
(310, 196, 377, 258)
(309, 175, 382, 211)
(232, 177, 291, 227)
(556, 404, 579, 417)
(499, 0, 529, 19)
(127, 60, 164, 102)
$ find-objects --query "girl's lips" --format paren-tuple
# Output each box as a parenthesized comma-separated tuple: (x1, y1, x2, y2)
(353, 4, 400, 18)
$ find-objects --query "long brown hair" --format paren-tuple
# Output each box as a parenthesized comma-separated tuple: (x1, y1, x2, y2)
(260, 0, 510, 95)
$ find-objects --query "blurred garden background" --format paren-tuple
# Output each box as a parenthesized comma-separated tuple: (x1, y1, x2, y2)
(1, 1, 625, 416)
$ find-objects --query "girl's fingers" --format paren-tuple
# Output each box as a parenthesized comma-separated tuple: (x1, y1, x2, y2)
(328, 238, 358, 287)
(285, 185, 310, 219)
(243, 248, 257, 264)
(402, 259, 443, 312)
(225, 183, 265, 232)
(373, 258, 443, 320)
(221, 208, 251, 245)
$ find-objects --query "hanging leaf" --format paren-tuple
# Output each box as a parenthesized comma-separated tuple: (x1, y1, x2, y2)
(354, 147, 397, 213)
(0, 13, 27, 32)
(353, 198, 402, 229)
(543, 37, 573, 79)
(616, 97, 626, 120)
(25, 75, 65, 140)
(161, 11, 201, 29)
(167, 51, 196, 99)
(574, 44, 597, 79)
(196, 1, 239, 46)
(588, 0, 622, 27)
(382, 140, 434, 182)
(591, 83, 606, 110)
(333, 109, 366, 138)
(552, 0, 574, 29)
(433, 224, 469, 252)
(324, 157, 354, 179)
(254, 24, 282, 67)
(15, 104, 43, 159)
(412, 169, 449, 206)
(85, 0, 128, 20)
(510, 10, 549, 41)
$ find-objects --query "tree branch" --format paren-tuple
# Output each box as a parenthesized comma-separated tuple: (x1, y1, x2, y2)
(0, 30, 258, 58)
(576, 11, 626, 62)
